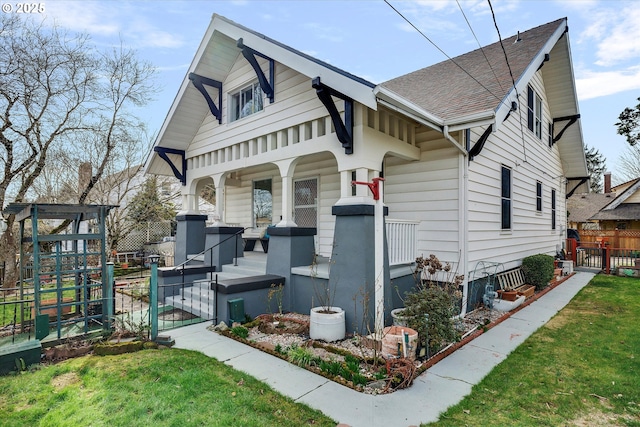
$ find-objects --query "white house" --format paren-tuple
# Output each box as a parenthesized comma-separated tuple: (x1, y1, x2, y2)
(145, 14, 588, 326)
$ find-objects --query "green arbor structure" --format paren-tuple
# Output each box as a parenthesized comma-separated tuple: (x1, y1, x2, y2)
(4, 203, 116, 340)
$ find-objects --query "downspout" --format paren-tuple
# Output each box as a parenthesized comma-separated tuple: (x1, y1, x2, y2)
(444, 126, 469, 316)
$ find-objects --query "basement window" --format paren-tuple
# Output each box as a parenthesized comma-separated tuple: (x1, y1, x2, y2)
(230, 82, 263, 122)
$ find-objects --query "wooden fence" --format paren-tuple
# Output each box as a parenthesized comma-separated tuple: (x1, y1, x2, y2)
(578, 229, 640, 250)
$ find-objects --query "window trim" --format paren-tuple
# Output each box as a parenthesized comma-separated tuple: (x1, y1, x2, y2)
(536, 181, 542, 213)
(551, 188, 556, 230)
(229, 81, 264, 123)
(501, 165, 512, 230)
(527, 85, 543, 140)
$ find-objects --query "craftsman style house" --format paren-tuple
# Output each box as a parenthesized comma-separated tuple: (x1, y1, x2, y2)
(145, 15, 588, 325)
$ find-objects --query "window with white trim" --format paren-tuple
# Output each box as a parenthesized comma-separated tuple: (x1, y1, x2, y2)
(501, 165, 511, 230)
(551, 188, 556, 230)
(527, 85, 542, 139)
(536, 181, 542, 212)
(230, 82, 263, 122)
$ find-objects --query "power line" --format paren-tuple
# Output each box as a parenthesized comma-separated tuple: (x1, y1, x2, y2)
(456, 0, 505, 94)
(487, 0, 517, 90)
(384, 0, 504, 104)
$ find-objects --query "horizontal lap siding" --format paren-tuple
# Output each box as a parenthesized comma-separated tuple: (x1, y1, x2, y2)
(223, 155, 339, 258)
(189, 61, 321, 154)
(385, 146, 460, 263)
(467, 72, 566, 272)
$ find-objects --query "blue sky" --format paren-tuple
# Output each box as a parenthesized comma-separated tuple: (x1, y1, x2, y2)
(39, 0, 640, 182)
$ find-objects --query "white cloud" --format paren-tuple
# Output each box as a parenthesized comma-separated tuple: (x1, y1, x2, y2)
(302, 22, 344, 43)
(593, 6, 640, 66)
(43, 1, 184, 49)
(576, 66, 640, 100)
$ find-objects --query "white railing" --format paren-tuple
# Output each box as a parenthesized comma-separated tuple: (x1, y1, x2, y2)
(386, 219, 419, 266)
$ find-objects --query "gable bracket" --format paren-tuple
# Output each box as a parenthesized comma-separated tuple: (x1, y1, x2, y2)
(467, 124, 493, 160)
(237, 38, 275, 103)
(552, 114, 580, 144)
(536, 53, 550, 71)
(154, 147, 187, 186)
(566, 177, 589, 199)
(189, 73, 223, 124)
(312, 76, 353, 154)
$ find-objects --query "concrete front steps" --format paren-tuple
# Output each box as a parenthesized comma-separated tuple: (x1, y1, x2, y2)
(164, 253, 268, 320)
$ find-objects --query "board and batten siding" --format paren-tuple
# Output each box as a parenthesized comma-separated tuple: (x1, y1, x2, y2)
(384, 145, 461, 265)
(467, 70, 566, 273)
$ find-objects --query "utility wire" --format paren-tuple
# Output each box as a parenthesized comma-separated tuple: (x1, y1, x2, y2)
(456, 0, 504, 94)
(487, 0, 517, 89)
(384, 0, 504, 105)
(487, 0, 528, 163)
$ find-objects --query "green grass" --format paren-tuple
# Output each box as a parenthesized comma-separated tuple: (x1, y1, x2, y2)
(0, 349, 336, 427)
(425, 274, 640, 426)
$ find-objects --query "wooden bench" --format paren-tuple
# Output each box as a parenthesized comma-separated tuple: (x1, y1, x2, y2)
(496, 268, 535, 300)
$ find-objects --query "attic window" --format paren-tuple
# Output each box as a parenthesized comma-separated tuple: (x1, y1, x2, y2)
(527, 85, 542, 139)
(230, 82, 263, 122)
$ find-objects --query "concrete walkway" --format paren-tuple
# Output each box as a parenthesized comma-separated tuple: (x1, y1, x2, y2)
(170, 271, 595, 427)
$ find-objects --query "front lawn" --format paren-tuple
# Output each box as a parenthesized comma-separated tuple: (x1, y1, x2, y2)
(0, 349, 335, 427)
(426, 274, 640, 426)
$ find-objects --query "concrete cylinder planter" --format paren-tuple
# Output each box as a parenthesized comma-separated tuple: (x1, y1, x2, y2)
(391, 308, 411, 327)
(309, 306, 345, 342)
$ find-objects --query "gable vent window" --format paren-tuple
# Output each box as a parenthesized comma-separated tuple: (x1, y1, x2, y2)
(527, 85, 542, 139)
(501, 165, 512, 230)
(230, 82, 263, 122)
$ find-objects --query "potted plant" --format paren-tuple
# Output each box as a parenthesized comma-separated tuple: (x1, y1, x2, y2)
(309, 260, 345, 342)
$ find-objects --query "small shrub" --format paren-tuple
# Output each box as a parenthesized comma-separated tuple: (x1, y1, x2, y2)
(230, 326, 249, 339)
(522, 254, 555, 290)
(287, 346, 315, 367)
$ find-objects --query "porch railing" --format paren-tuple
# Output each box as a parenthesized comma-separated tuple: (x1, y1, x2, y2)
(386, 219, 419, 266)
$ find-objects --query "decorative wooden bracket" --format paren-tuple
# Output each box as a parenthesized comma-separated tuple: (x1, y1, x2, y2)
(312, 77, 353, 154)
(237, 38, 274, 103)
(552, 114, 580, 145)
(468, 124, 493, 160)
(537, 53, 550, 71)
(189, 73, 222, 124)
(566, 177, 590, 198)
(352, 177, 385, 200)
(154, 147, 186, 185)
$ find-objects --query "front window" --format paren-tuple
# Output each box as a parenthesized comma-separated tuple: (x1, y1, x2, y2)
(230, 82, 263, 122)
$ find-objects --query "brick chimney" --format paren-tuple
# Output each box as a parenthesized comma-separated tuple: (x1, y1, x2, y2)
(604, 172, 611, 194)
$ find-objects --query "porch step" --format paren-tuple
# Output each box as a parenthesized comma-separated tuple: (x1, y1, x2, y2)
(165, 295, 215, 320)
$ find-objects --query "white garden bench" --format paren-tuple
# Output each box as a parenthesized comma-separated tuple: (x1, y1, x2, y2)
(495, 268, 535, 299)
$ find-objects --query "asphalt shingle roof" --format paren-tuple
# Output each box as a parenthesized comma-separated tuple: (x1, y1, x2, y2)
(380, 19, 565, 121)
(590, 203, 640, 221)
(567, 193, 617, 223)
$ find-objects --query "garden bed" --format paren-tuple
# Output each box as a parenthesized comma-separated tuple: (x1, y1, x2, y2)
(212, 273, 574, 395)
(213, 308, 504, 395)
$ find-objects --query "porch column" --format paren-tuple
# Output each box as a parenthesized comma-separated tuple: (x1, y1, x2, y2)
(211, 173, 226, 226)
(179, 192, 198, 215)
(275, 158, 299, 227)
(336, 167, 375, 206)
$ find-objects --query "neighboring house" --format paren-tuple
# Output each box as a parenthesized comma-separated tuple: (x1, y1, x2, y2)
(145, 15, 587, 321)
(589, 177, 640, 230)
(567, 172, 618, 231)
(92, 165, 215, 252)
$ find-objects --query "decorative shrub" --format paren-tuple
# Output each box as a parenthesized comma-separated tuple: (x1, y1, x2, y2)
(521, 254, 555, 290)
(402, 254, 464, 357)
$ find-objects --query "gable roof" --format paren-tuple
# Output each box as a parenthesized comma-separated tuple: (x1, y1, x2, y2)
(146, 14, 587, 181)
(379, 19, 566, 123)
